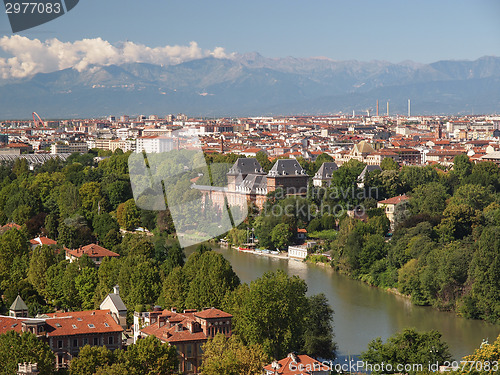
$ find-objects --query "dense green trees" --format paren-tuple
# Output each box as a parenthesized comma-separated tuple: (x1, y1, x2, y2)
(361, 328, 451, 375)
(380, 157, 399, 171)
(0, 229, 29, 290)
(201, 334, 269, 375)
(120, 335, 178, 375)
(452, 154, 472, 182)
(411, 182, 449, 216)
(28, 246, 57, 297)
(270, 223, 293, 250)
(226, 270, 308, 359)
(116, 199, 141, 231)
(69, 336, 178, 375)
(467, 227, 500, 321)
(303, 293, 337, 359)
(0, 150, 193, 317)
(161, 248, 239, 311)
(68, 345, 114, 375)
(0, 331, 55, 375)
(331, 157, 500, 323)
(224, 270, 337, 360)
(331, 213, 389, 277)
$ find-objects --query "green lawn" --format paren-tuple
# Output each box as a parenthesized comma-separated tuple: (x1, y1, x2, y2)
(307, 229, 338, 240)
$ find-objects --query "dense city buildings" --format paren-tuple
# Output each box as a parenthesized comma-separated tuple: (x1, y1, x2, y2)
(2, 113, 500, 170)
(1, 111, 500, 374)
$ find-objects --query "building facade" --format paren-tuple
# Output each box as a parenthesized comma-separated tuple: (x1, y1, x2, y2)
(50, 142, 88, 154)
(1, 296, 123, 369)
(135, 307, 232, 375)
(65, 244, 120, 266)
(196, 158, 309, 211)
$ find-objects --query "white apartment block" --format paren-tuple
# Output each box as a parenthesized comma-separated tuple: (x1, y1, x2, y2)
(51, 142, 88, 154)
(135, 136, 174, 154)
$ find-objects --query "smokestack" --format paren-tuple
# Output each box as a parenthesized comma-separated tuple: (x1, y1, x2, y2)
(408, 99, 411, 117)
(376, 100, 379, 117)
(387, 101, 389, 117)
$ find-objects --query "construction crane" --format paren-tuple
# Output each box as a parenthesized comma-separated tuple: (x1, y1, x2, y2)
(32, 112, 44, 127)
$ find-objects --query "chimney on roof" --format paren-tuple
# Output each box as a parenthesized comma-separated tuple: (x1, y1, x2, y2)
(288, 352, 298, 362)
(113, 285, 119, 295)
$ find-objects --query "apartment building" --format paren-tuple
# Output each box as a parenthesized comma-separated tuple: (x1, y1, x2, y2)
(50, 142, 88, 154)
(135, 307, 232, 374)
(1, 295, 124, 369)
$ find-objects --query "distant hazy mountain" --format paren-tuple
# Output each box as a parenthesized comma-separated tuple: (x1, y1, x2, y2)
(1, 54, 500, 118)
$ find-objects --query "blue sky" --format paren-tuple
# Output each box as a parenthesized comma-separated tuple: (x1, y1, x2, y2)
(1, 0, 500, 63)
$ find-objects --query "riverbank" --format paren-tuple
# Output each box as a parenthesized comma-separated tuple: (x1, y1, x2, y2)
(225, 243, 492, 326)
(230, 246, 289, 259)
(231, 246, 440, 311)
(212, 243, 499, 360)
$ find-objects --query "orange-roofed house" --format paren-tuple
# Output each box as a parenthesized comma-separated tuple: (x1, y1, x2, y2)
(30, 236, 57, 249)
(0, 222, 21, 234)
(263, 353, 329, 374)
(241, 147, 266, 157)
(135, 307, 232, 374)
(65, 244, 120, 266)
(42, 309, 123, 368)
(297, 228, 307, 241)
(377, 194, 410, 229)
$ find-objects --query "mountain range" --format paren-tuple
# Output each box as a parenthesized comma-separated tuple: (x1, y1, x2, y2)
(1, 53, 500, 119)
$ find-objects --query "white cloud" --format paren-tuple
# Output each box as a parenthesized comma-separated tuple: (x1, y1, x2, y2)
(0, 36, 234, 79)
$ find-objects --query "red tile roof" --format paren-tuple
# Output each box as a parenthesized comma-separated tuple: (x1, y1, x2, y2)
(0, 316, 24, 334)
(242, 147, 263, 154)
(141, 321, 208, 344)
(0, 310, 122, 337)
(6, 143, 30, 148)
(30, 237, 57, 246)
(378, 194, 410, 205)
(44, 310, 123, 336)
(140, 308, 232, 344)
(1, 223, 21, 231)
(263, 354, 327, 374)
(66, 244, 119, 259)
(194, 308, 232, 320)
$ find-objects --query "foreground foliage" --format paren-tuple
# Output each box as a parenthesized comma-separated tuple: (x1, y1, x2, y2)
(360, 328, 452, 375)
(0, 331, 55, 375)
(201, 333, 268, 375)
(69, 336, 178, 375)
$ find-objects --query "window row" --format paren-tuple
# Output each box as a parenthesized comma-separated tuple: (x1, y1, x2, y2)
(56, 335, 115, 349)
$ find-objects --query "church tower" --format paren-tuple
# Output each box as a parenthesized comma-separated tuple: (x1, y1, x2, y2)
(9, 295, 28, 318)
